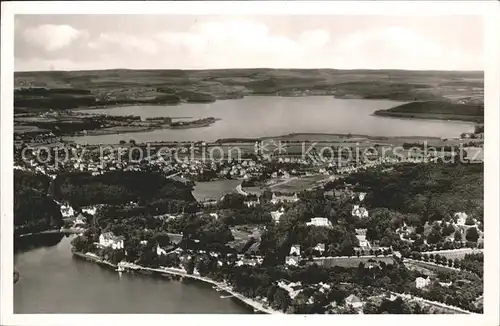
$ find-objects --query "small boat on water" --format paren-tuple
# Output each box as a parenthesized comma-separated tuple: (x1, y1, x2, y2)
(116, 265, 125, 272)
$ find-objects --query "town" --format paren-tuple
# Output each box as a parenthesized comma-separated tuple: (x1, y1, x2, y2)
(14, 127, 484, 314)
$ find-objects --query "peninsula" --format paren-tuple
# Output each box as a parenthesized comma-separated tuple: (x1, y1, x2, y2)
(373, 101, 484, 123)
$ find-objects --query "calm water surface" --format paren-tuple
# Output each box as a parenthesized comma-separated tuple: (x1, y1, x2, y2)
(14, 235, 250, 313)
(68, 97, 475, 144)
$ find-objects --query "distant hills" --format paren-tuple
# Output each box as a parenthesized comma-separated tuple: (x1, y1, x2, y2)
(14, 69, 483, 113)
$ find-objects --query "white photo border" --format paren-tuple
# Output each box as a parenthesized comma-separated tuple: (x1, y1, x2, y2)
(1, 1, 499, 326)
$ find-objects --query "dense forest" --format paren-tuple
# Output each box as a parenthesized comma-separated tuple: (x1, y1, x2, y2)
(339, 162, 483, 223)
(53, 170, 196, 208)
(14, 170, 63, 235)
(14, 170, 198, 235)
(374, 101, 484, 122)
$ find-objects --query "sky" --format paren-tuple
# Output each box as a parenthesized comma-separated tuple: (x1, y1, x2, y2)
(14, 15, 484, 71)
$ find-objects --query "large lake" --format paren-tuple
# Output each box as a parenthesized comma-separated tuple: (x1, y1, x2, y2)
(68, 97, 475, 144)
(14, 235, 250, 314)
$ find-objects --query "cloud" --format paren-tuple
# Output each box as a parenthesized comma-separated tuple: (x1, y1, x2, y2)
(157, 20, 300, 56)
(338, 27, 445, 57)
(334, 26, 479, 70)
(298, 29, 330, 51)
(15, 18, 482, 71)
(89, 33, 159, 55)
(23, 24, 88, 52)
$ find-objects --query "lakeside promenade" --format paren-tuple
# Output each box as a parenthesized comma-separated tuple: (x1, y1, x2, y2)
(16, 227, 84, 238)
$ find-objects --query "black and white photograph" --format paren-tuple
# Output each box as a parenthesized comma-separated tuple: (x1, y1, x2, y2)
(1, 1, 499, 325)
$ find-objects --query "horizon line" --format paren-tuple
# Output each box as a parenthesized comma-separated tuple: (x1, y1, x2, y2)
(14, 67, 484, 74)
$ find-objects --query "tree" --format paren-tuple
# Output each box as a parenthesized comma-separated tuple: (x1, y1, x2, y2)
(183, 258, 195, 274)
(441, 223, 455, 237)
(426, 228, 443, 245)
(151, 232, 170, 247)
(266, 285, 278, 303)
(272, 288, 292, 312)
(434, 254, 441, 263)
(454, 230, 463, 242)
(465, 217, 475, 226)
(363, 301, 380, 314)
(465, 227, 480, 242)
(71, 235, 89, 252)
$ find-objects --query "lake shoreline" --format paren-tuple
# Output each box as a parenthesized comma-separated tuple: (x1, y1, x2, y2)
(373, 110, 482, 123)
(71, 250, 278, 314)
(14, 269, 20, 284)
(63, 97, 476, 145)
(66, 131, 465, 146)
(15, 227, 84, 239)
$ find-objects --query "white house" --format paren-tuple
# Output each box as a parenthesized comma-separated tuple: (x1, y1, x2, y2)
(388, 294, 398, 301)
(156, 245, 167, 256)
(455, 212, 468, 226)
(352, 205, 369, 218)
(277, 280, 302, 299)
(438, 281, 452, 288)
(236, 258, 258, 267)
(285, 256, 300, 266)
(244, 197, 260, 207)
(99, 232, 125, 250)
(290, 244, 301, 256)
(60, 203, 74, 218)
(358, 192, 367, 202)
(82, 206, 97, 216)
(271, 208, 285, 224)
(345, 294, 363, 309)
(415, 276, 431, 289)
(209, 212, 219, 220)
(74, 213, 87, 226)
(306, 217, 333, 228)
(314, 243, 326, 254)
(356, 235, 371, 250)
(271, 193, 299, 205)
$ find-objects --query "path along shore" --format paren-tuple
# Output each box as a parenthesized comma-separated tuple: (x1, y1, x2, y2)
(16, 227, 85, 238)
(73, 251, 281, 314)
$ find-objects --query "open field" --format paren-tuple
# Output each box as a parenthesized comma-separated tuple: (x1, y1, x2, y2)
(270, 175, 332, 192)
(14, 125, 51, 134)
(423, 248, 483, 260)
(310, 256, 395, 268)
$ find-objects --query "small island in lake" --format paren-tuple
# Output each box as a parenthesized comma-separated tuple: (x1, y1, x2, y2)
(168, 117, 219, 129)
